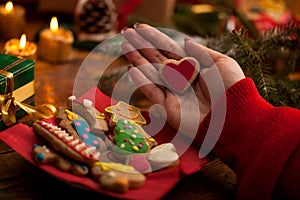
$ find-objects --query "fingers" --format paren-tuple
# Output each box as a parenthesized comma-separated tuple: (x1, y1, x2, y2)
(184, 38, 225, 67)
(185, 38, 245, 92)
(121, 42, 150, 67)
(122, 27, 167, 64)
(121, 24, 187, 88)
(128, 66, 165, 105)
(122, 42, 165, 85)
(134, 24, 186, 60)
(122, 24, 186, 63)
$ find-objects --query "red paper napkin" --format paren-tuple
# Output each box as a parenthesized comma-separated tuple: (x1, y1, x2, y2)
(0, 86, 209, 200)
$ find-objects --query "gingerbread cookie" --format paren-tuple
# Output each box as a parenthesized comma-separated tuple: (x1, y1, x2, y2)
(67, 95, 77, 108)
(104, 101, 147, 126)
(100, 170, 145, 193)
(125, 154, 152, 174)
(55, 107, 80, 139)
(33, 121, 100, 165)
(90, 161, 136, 178)
(70, 98, 109, 136)
(134, 122, 158, 149)
(112, 119, 149, 155)
(147, 143, 179, 171)
(160, 57, 200, 94)
(91, 162, 146, 193)
(98, 150, 119, 163)
(72, 119, 107, 152)
(32, 144, 89, 176)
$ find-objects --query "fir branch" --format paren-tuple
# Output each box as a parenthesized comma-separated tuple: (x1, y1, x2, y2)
(276, 79, 300, 109)
(230, 29, 278, 102)
(205, 21, 300, 108)
(258, 21, 300, 78)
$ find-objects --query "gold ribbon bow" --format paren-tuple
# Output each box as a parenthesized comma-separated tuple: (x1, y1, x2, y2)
(0, 70, 57, 126)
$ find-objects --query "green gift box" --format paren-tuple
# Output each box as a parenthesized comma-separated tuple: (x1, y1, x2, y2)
(0, 54, 35, 130)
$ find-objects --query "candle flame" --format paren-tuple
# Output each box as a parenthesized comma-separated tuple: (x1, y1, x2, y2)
(5, 1, 14, 12)
(19, 34, 26, 49)
(50, 16, 58, 33)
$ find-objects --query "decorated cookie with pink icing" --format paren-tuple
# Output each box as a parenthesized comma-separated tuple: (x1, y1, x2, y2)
(30, 95, 183, 193)
(67, 96, 109, 136)
(72, 119, 107, 152)
(125, 154, 152, 174)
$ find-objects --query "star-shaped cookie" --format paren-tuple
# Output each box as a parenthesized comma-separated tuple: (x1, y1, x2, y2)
(104, 101, 147, 126)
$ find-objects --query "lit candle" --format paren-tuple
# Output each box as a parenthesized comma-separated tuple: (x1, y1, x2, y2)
(0, 1, 25, 39)
(4, 34, 37, 60)
(38, 16, 74, 63)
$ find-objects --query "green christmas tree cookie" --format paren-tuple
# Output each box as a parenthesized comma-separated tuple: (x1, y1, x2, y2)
(113, 119, 148, 154)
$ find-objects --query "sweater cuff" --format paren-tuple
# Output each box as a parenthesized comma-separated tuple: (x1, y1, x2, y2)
(195, 77, 269, 152)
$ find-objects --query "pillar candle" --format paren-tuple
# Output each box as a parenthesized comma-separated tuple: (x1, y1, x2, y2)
(4, 34, 37, 60)
(0, 1, 25, 40)
(38, 16, 74, 63)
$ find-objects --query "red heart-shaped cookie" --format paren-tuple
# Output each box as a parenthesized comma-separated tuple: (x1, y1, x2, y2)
(160, 57, 200, 94)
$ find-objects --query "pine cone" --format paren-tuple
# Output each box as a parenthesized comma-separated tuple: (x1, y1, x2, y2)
(74, 0, 118, 42)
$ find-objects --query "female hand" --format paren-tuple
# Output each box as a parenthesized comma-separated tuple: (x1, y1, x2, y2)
(121, 24, 245, 136)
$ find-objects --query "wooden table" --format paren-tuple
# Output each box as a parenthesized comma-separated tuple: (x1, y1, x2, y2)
(0, 13, 237, 200)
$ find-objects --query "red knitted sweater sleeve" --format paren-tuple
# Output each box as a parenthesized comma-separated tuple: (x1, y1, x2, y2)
(196, 78, 300, 200)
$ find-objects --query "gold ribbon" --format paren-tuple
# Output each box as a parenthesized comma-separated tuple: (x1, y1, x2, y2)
(0, 70, 57, 126)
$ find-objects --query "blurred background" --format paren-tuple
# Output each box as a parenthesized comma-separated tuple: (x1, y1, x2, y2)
(1, 0, 298, 38)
